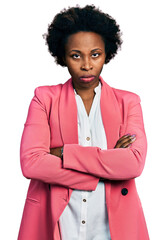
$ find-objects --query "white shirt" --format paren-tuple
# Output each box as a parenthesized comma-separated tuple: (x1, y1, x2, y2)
(59, 81, 111, 240)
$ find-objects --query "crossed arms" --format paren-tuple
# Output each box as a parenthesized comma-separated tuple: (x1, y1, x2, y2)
(20, 88, 147, 191)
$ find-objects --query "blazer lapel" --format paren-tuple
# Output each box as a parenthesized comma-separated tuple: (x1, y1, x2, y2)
(99, 76, 122, 149)
(59, 78, 78, 145)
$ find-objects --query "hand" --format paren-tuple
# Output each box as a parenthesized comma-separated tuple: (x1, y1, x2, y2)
(50, 146, 63, 158)
(114, 134, 136, 148)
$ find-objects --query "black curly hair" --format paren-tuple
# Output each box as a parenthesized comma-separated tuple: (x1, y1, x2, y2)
(44, 5, 123, 66)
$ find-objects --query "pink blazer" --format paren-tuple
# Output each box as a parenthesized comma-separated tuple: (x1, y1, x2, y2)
(18, 76, 149, 240)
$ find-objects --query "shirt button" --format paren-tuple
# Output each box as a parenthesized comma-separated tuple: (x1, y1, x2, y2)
(83, 199, 86, 202)
(82, 220, 86, 224)
(86, 137, 90, 141)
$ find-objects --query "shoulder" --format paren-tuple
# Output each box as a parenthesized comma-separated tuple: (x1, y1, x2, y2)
(34, 84, 62, 97)
(34, 84, 62, 101)
(101, 78, 141, 105)
(32, 84, 63, 111)
(111, 87, 141, 106)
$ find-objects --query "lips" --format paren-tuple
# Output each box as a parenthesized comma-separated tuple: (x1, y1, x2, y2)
(79, 75, 96, 82)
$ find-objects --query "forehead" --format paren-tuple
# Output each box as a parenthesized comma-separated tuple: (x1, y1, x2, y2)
(65, 31, 105, 52)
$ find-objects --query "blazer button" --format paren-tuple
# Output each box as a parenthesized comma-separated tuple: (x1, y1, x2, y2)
(121, 188, 128, 196)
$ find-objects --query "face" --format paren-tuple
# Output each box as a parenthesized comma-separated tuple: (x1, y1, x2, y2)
(64, 31, 106, 90)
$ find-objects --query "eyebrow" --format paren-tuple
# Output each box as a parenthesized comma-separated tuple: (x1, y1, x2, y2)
(69, 48, 103, 54)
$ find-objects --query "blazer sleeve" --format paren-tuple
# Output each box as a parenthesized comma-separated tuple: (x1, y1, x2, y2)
(63, 95, 147, 180)
(20, 87, 99, 191)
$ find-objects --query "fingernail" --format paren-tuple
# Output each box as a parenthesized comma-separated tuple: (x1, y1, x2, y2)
(131, 134, 136, 138)
(131, 137, 136, 142)
(125, 133, 131, 136)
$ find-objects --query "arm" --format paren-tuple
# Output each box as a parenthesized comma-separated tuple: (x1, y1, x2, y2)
(63, 98, 147, 180)
(20, 87, 99, 190)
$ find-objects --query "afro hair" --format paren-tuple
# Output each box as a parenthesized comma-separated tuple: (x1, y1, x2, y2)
(44, 5, 123, 66)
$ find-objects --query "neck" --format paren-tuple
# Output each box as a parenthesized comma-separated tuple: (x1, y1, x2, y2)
(72, 80, 100, 101)
(75, 88, 96, 101)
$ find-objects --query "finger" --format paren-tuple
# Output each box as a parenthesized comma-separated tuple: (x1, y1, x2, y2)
(116, 134, 131, 143)
(115, 136, 131, 147)
(115, 136, 136, 148)
(122, 136, 136, 144)
(120, 137, 136, 148)
(116, 136, 134, 147)
(121, 142, 132, 148)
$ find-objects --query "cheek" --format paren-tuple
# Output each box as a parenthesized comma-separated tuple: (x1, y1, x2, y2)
(66, 62, 79, 75)
(95, 58, 105, 70)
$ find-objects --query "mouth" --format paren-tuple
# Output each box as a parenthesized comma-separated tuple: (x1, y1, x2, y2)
(79, 75, 96, 82)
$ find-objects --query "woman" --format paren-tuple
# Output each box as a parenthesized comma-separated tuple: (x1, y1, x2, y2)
(18, 5, 149, 240)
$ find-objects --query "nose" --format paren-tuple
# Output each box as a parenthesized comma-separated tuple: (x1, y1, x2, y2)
(81, 57, 93, 71)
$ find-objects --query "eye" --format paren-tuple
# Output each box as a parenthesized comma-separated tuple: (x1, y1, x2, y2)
(92, 53, 100, 58)
(71, 54, 80, 59)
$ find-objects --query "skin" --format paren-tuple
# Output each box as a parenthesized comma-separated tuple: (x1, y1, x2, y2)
(50, 31, 136, 158)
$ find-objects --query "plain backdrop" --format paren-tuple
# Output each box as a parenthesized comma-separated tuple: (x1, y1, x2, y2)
(0, 0, 166, 239)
